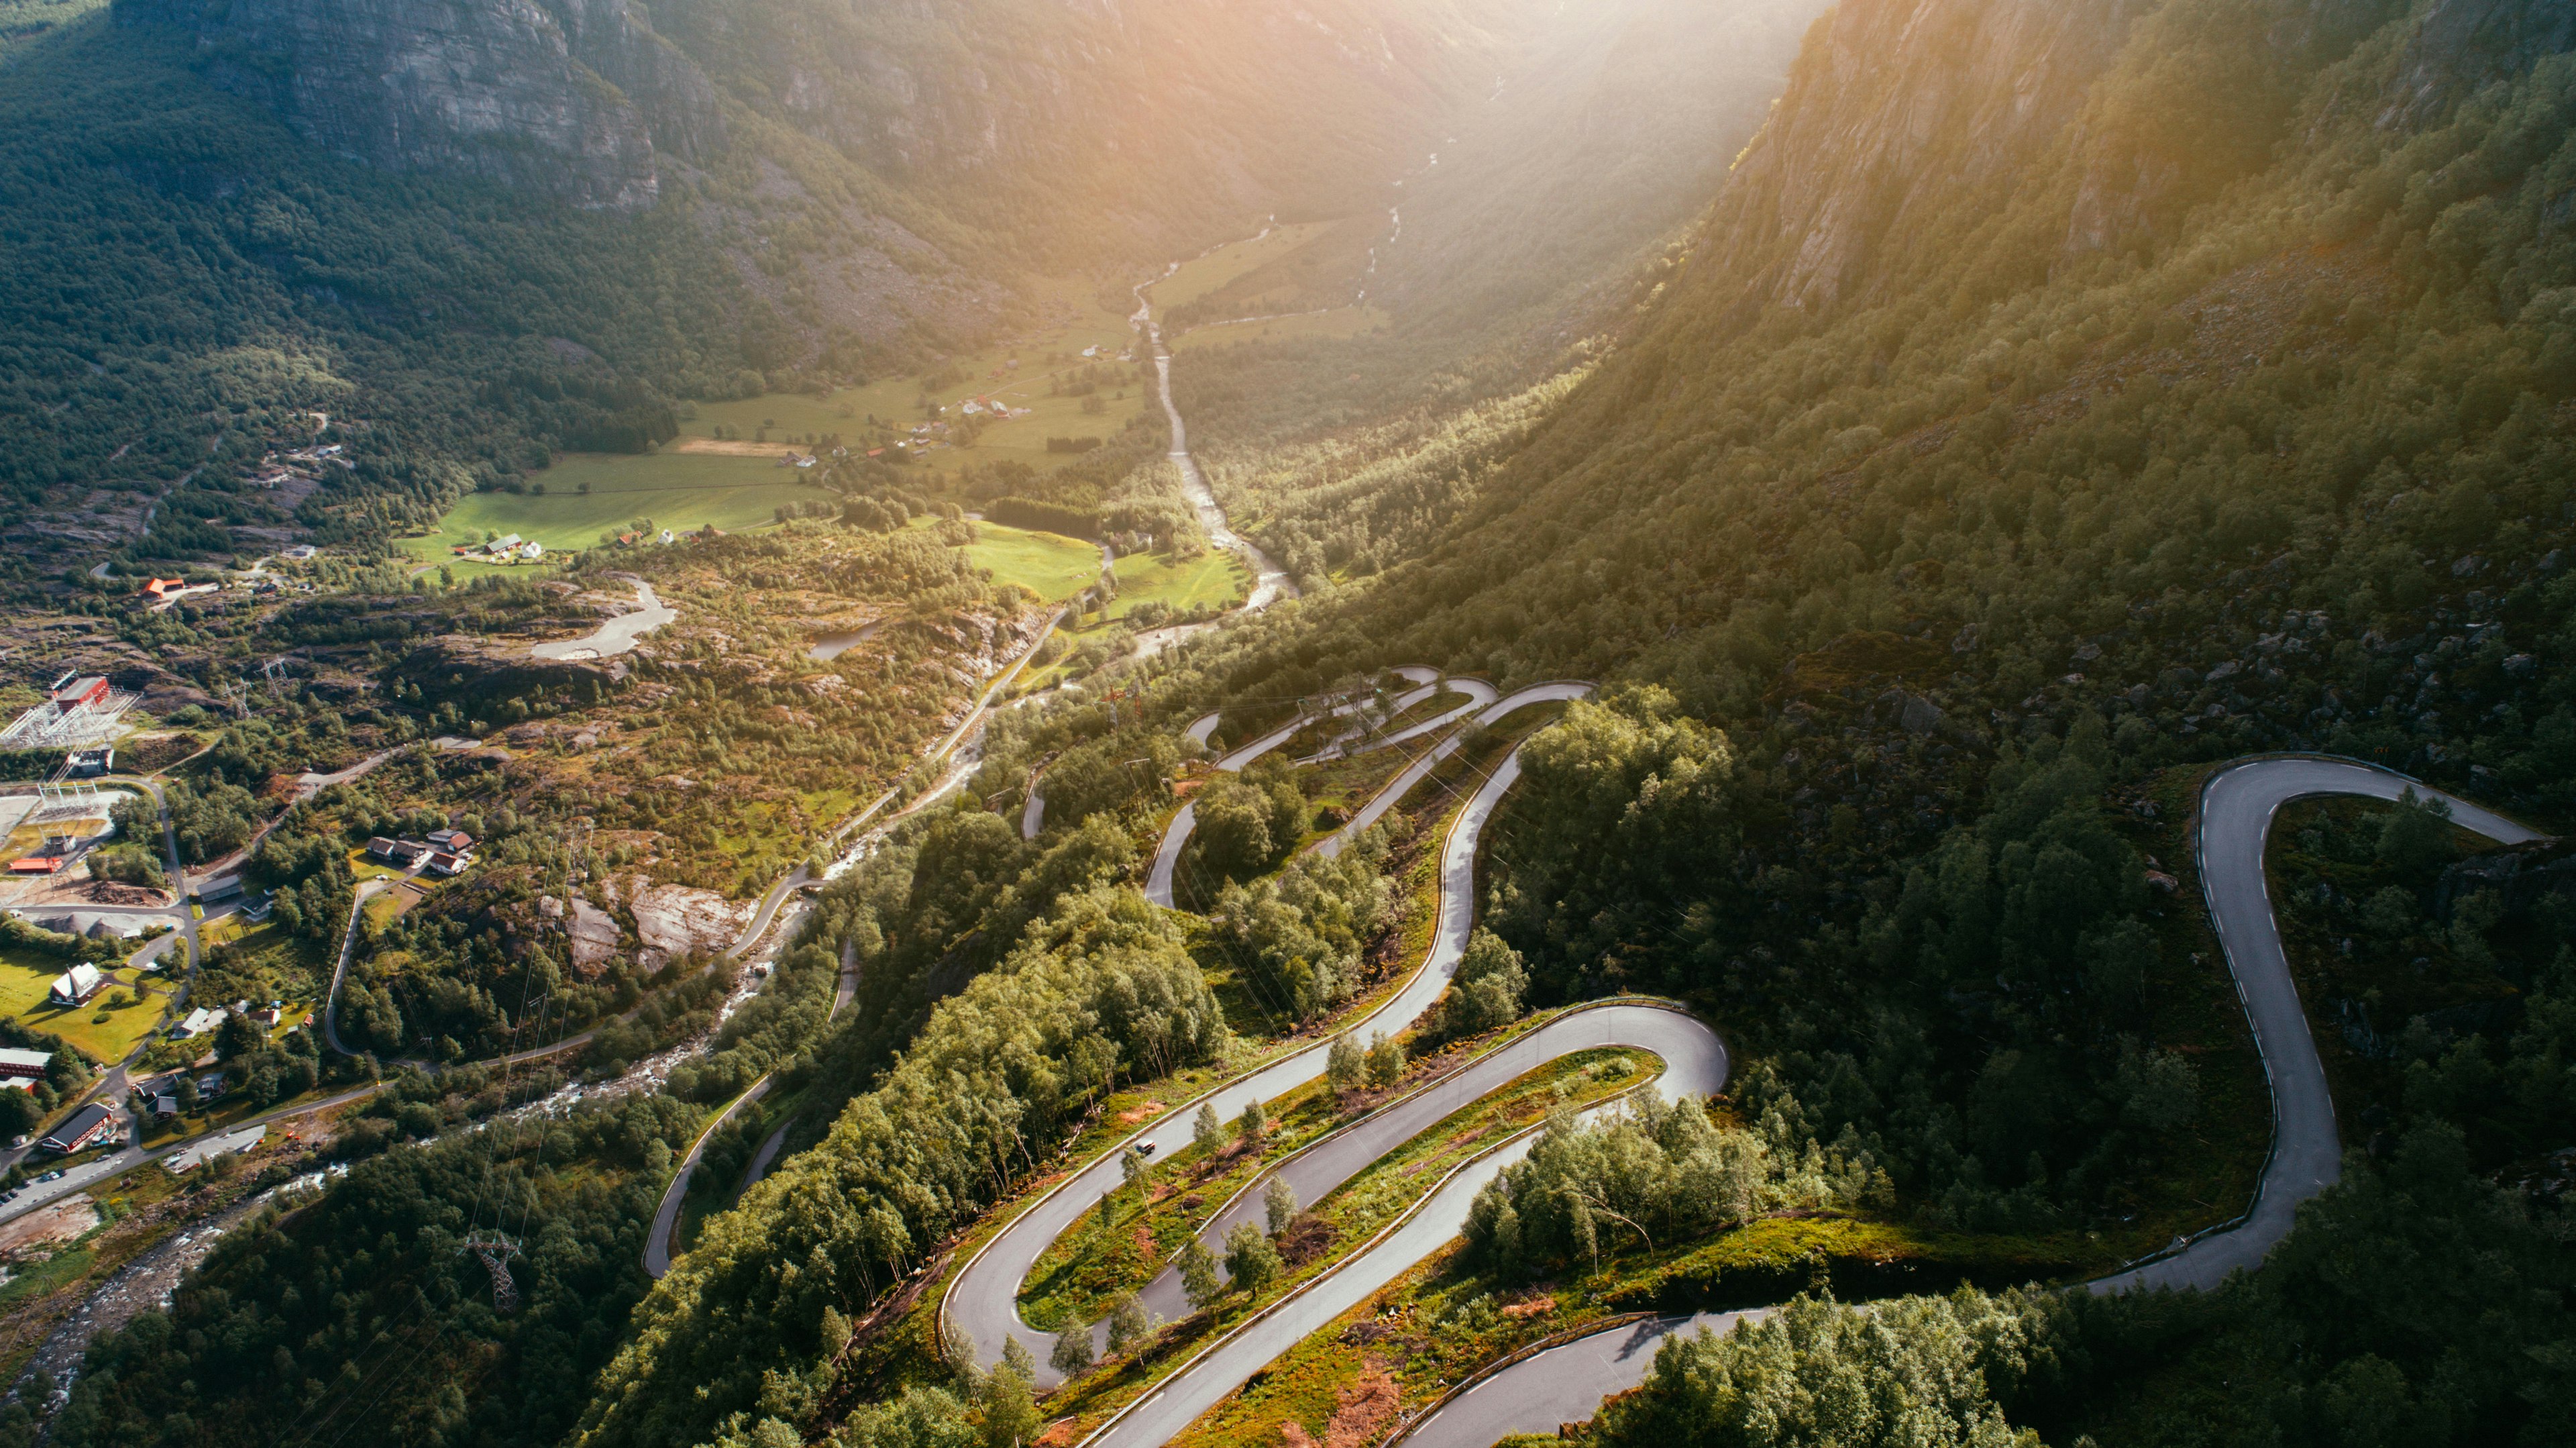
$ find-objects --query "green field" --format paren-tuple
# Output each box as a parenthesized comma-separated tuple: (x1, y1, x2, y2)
(0, 948, 162, 1064)
(397, 452, 832, 564)
(1107, 548, 1248, 619)
(403, 280, 1162, 563)
(1171, 305, 1389, 353)
(1146, 222, 1336, 313)
(958, 521, 1104, 602)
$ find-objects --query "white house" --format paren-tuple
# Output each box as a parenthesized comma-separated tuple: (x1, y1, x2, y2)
(48, 962, 105, 1007)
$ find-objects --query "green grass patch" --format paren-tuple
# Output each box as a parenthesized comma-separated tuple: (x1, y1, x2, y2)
(1105, 549, 1248, 621)
(1170, 305, 1389, 353)
(0, 948, 160, 1064)
(399, 451, 831, 562)
(1313, 1050, 1653, 1247)
(1146, 224, 1337, 313)
(0, 1245, 95, 1312)
(957, 520, 1102, 602)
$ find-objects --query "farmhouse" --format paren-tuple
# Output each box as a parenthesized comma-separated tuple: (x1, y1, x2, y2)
(365, 837, 427, 866)
(0, 1047, 51, 1083)
(48, 962, 105, 1006)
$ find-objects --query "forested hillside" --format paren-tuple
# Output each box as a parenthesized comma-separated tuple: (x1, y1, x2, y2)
(1182, 0, 2576, 1438)
(0, 0, 1545, 580)
(19, 3, 2576, 1447)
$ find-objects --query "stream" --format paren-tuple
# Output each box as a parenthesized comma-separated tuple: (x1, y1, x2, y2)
(1129, 264, 1299, 653)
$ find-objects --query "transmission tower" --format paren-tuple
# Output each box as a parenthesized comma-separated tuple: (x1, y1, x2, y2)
(460, 1231, 523, 1313)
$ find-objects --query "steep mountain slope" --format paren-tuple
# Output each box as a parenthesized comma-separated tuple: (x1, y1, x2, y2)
(1195, 0, 2575, 1342)
(1365, 0, 1832, 336)
(119, 0, 727, 210)
(0, 0, 1542, 577)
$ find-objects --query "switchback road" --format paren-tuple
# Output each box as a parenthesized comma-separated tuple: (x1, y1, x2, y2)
(1388, 756, 2542, 1446)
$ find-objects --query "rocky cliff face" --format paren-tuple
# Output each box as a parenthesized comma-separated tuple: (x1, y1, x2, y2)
(1687, 0, 2569, 320)
(1697, 0, 2149, 313)
(116, 0, 723, 211)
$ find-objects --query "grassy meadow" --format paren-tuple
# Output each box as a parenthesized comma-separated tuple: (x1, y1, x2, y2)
(403, 279, 1162, 564)
(1145, 221, 1338, 313)
(1169, 305, 1389, 352)
(955, 520, 1102, 601)
(397, 452, 833, 564)
(0, 947, 162, 1064)
(1106, 548, 1248, 620)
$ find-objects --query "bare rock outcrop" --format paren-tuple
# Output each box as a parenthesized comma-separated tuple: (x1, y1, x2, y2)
(117, 0, 723, 211)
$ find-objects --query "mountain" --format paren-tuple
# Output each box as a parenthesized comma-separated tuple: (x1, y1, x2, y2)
(0, 0, 1546, 576)
(118, 0, 727, 211)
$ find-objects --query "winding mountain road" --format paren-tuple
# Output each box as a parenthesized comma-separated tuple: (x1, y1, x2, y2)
(948, 746, 2543, 1448)
(1385, 757, 2542, 1447)
(946, 686, 1597, 1387)
(1145, 669, 1546, 908)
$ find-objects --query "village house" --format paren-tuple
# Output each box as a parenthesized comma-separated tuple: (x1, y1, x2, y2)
(365, 837, 427, 867)
(47, 962, 105, 1007)
(0, 1047, 51, 1085)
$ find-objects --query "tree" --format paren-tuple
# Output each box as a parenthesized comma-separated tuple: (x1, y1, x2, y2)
(1437, 929, 1528, 1039)
(1326, 1034, 1364, 1092)
(1177, 1237, 1222, 1311)
(1222, 1220, 1281, 1296)
(1046, 1325, 1093, 1380)
(1238, 1096, 1267, 1144)
(214, 1012, 264, 1062)
(1264, 1174, 1297, 1235)
(1366, 1031, 1405, 1089)
(1105, 1293, 1154, 1357)
(0, 1089, 37, 1141)
(2375, 788, 2455, 876)
(977, 1350, 1040, 1448)
(1121, 1145, 1149, 1197)
(941, 1324, 981, 1388)
(1192, 1101, 1226, 1158)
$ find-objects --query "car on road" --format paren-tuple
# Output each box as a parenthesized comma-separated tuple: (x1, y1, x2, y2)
(35, 1170, 62, 1183)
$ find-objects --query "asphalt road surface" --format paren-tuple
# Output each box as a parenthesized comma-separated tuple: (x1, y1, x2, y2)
(1144, 670, 1529, 909)
(1388, 756, 2541, 1445)
(946, 690, 1601, 1388)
